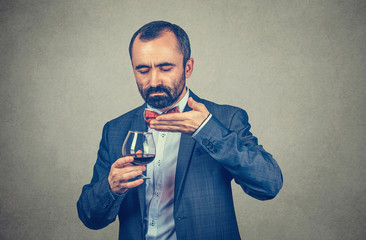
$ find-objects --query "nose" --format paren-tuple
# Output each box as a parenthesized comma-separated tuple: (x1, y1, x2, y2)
(150, 68, 162, 87)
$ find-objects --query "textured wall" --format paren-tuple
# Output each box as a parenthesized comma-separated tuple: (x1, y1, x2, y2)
(1, 0, 365, 239)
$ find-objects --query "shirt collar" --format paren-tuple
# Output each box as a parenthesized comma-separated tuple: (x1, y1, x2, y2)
(146, 88, 190, 114)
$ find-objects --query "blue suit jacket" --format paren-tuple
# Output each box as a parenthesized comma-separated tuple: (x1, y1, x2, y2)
(77, 92, 283, 240)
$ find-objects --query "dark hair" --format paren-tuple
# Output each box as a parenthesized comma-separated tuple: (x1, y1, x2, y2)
(129, 21, 191, 66)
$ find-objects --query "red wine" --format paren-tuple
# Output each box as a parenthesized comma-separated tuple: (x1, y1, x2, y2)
(126, 154, 155, 165)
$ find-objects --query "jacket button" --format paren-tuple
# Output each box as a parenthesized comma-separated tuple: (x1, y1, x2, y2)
(202, 139, 209, 146)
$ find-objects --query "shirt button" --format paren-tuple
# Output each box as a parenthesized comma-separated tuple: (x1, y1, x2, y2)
(161, 133, 166, 137)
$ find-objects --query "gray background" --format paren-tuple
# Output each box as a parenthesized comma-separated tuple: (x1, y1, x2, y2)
(1, 0, 365, 239)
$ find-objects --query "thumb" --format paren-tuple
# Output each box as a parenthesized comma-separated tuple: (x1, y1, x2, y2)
(188, 97, 206, 112)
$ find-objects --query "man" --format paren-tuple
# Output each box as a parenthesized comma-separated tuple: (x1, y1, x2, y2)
(77, 21, 283, 240)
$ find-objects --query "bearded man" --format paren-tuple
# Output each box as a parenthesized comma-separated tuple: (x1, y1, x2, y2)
(77, 21, 283, 240)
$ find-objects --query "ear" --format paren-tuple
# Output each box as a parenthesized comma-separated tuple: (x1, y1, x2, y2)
(185, 58, 194, 78)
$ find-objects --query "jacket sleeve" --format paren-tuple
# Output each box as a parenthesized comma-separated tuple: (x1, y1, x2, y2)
(77, 122, 126, 229)
(192, 108, 283, 200)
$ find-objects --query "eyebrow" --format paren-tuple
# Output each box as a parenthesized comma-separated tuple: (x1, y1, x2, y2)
(135, 62, 176, 70)
(156, 62, 176, 67)
(135, 64, 150, 70)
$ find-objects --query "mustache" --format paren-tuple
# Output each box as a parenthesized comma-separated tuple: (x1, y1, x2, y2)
(145, 85, 173, 98)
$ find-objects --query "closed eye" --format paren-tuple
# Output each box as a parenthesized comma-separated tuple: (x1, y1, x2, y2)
(160, 66, 172, 72)
(138, 69, 149, 74)
(157, 62, 175, 72)
(137, 67, 150, 74)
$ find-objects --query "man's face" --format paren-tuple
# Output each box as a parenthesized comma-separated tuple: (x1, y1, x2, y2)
(131, 31, 190, 110)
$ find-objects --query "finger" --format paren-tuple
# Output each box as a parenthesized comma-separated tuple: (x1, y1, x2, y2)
(151, 119, 182, 125)
(150, 121, 190, 130)
(188, 97, 205, 112)
(189, 97, 210, 119)
(112, 156, 134, 168)
(155, 112, 187, 121)
(109, 165, 146, 190)
(150, 124, 191, 133)
(121, 169, 144, 181)
(114, 165, 146, 174)
(135, 149, 143, 157)
(122, 178, 144, 189)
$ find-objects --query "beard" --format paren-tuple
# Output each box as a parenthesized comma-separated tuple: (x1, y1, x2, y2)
(138, 73, 186, 109)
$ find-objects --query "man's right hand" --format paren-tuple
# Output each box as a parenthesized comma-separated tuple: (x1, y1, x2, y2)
(108, 156, 146, 194)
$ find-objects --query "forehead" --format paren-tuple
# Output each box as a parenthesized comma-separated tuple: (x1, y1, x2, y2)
(131, 31, 183, 64)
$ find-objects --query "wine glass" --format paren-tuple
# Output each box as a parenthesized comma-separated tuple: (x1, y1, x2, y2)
(122, 131, 156, 179)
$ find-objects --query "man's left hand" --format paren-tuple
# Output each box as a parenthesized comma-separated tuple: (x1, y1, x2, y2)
(149, 97, 210, 134)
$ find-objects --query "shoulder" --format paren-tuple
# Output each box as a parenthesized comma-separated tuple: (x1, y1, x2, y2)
(199, 96, 248, 116)
(201, 98, 242, 113)
(198, 97, 249, 127)
(104, 104, 145, 130)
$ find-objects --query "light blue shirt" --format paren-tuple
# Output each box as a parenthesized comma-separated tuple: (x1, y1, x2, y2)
(144, 90, 189, 240)
(144, 89, 212, 240)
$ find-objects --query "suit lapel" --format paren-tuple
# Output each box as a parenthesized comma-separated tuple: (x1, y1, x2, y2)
(174, 91, 201, 202)
(130, 104, 148, 224)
